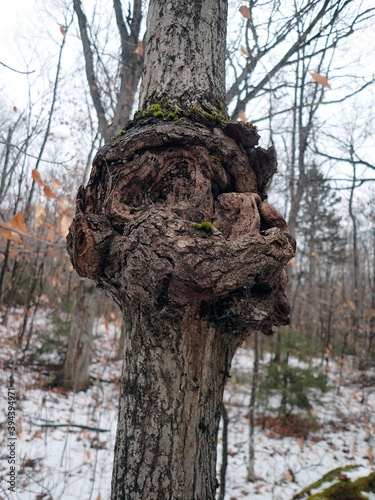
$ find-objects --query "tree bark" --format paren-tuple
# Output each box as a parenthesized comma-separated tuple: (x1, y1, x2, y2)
(67, 0, 296, 497)
(62, 278, 97, 391)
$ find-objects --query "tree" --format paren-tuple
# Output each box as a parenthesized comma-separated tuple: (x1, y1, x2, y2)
(67, 0, 295, 498)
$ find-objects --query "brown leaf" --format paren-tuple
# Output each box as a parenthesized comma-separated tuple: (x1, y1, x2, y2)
(35, 200, 46, 229)
(368, 448, 374, 464)
(240, 45, 249, 56)
(86, 450, 91, 460)
(83, 429, 89, 439)
(44, 223, 55, 243)
(310, 72, 331, 89)
(95, 494, 101, 500)
(10, 213, 27, 236)
(347, 300, 356, 310)
(0, 254, 4, 263)
(284, 472, 293, 482)
(0, 224, 21, 242)
(44, 185, 57, 199)
(52, 178, 62, 191)
(13, 106, 17, 113)
(239, 6, 251, 19)
(60, 25, 66, 36)
(238, 110, 247, 123)
(32, 169, 44, 187)
(135, 41, 143, 56)
(57, 214, 72, 238)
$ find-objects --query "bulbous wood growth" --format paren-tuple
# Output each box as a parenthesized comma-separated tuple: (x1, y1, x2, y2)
(67, 0, 295, 498)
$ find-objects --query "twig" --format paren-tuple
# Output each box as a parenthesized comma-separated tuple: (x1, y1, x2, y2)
(0, 61, 35, 74)
(32, 421, 110, 432)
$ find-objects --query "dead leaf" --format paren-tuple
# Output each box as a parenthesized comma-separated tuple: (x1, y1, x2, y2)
(33, 430, 42, 439)
(347, 300, 356, 310)
(368, 448, 374, 464)
(86, 450, 91, 460)
(95, 494, 101, 500)
(0, 254, 4, 263)
(310, 72, 331, 89)
(238, 110, 247, 123)
(13, 106, 17, 113)
(239, 6, 251, 19)
(105, 320, 110, 332)
(44, 223, 55, 243)
(57, 214, 72, 238)
(32, 169, 44, 187)
(35, 200, 46, 228)
(115, 318, 121, 329)
(285, 472, 293, 482)
(44, 185, 57, 199)
(60, 25, 66, 36)
(10, 213, 27, 235)
(240, 45, 249, 56)
(0, 224, 21, 242)
(52, 178, 62, 191)
(135, 41, 143, 56)
(83, 429, 89, 439)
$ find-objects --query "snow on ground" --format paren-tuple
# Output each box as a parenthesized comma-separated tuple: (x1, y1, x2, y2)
(0, 310, 374, 499)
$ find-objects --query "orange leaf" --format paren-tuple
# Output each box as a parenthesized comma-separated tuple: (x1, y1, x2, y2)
(32, 169, 44, 187)
(238, 110, 247, 123)
(115, 318, 121, 329)
(83, 429, 89, 439)
(347, 301, 356, 310)
(239, 6, 251, 19)
(240, 45, 249, 56)
(0, 224, 21, 242)
(10, 213, 27, 236)
(60, 25, 66, 36)
(57, 214, 72, 238)
(135, 41, 143, 56)
(44, 185, 57, 199)
(86, 450, 91, 460)
(95, 494, 101, 500)
(284, 472, 293, 482)
(310, 72, 331, 89)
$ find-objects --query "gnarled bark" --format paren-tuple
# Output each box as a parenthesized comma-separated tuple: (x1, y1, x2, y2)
(67, 0, 295, 497)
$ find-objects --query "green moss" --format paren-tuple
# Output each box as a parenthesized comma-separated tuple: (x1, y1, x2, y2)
(113, 140, 118, 145)
(293, 466, 375, 500)
(193, 222, 213, 234)
(119, 129, 126, 135)
(245, 122, 258, 132)
(188, 107, 228, 128)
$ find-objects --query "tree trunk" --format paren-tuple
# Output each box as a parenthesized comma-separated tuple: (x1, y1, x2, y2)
(67, 0, 295, 496)
(62, 278, 96, 391)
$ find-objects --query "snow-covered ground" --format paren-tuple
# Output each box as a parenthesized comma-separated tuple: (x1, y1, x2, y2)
(1, 310, 374, 499)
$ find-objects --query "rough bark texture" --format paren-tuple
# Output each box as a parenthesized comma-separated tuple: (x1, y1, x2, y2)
(67, 115, 295, 498)
(62, 278, 96, 391)
(140, 0, 227, 111)
(67, 0, 296, 497)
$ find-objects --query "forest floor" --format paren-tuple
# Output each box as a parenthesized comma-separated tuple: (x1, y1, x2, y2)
(0, 309, 374, 500)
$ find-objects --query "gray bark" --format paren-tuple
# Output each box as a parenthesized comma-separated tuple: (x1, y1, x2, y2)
(62, 278, 97, 391)
(140, 0, 227, 112)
